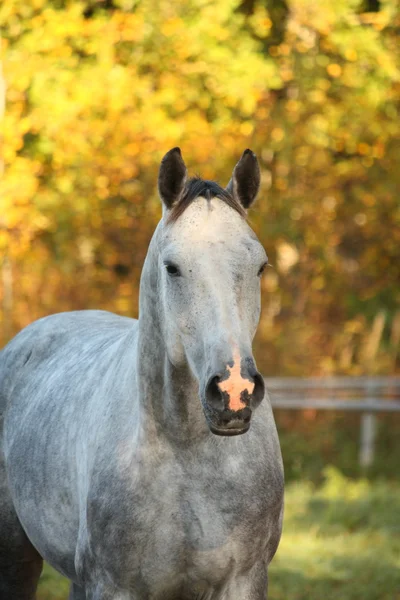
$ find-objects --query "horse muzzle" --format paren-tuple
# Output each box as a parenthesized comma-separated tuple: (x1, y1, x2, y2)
(203, 361, 265, 436)
(207, 405, 252, 436)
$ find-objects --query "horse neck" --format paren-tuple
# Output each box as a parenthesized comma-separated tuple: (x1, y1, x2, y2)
(135, 225, 209, 444)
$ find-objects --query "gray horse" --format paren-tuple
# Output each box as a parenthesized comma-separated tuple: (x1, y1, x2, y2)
(0, 148, 284, 600)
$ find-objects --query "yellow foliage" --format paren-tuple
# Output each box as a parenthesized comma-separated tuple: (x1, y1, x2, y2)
(0, 0, 399, 376)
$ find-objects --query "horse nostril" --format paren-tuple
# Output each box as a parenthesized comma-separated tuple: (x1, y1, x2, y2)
(242, 407, 251, 423)
(251, 373, 265, 408)
(205, 375, 224, 410)
(221, 409, 231, 425)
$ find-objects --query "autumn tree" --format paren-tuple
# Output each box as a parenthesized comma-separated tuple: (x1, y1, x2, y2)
(1, 0, 399, 375)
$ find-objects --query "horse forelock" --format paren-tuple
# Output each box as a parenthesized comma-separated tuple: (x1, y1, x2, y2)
(166, 177, 246, 224)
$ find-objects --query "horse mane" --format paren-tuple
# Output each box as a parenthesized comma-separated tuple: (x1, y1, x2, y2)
(167, 177, 246, 224)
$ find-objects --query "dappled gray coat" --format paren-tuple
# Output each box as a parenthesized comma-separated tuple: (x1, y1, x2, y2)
(0, 149, 284, 600)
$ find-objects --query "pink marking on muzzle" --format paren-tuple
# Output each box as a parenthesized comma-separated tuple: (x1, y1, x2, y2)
(217, 351, 255, 411)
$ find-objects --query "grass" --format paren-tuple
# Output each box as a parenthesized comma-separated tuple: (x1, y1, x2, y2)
(269, 467, 400, 600)
(37, 468, 400, 600)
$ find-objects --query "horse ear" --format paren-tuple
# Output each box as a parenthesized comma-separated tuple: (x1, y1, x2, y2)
(158, 147, 187, 209)
(226, 149, 260, 209)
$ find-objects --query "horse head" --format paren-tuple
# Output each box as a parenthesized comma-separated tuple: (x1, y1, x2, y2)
(156, 148, 267, 436)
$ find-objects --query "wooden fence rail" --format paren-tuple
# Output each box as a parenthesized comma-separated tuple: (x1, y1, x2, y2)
(265, 377, 400, 468)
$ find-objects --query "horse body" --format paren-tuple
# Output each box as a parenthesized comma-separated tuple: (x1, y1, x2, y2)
(0, 149, 284, 599)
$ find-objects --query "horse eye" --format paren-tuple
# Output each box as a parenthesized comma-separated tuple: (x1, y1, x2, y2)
(257, 262, 268, 277)
(165, 264, 180, 276)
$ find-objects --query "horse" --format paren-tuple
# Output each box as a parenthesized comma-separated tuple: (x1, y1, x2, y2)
(0, 148, 284, 600)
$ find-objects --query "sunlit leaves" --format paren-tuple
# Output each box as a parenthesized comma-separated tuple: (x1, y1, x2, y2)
(1, 0, 399, 374)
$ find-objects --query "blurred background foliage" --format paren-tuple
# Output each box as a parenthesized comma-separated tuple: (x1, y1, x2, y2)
(1, 1, 400, 598)
(1, 0, 399, 376)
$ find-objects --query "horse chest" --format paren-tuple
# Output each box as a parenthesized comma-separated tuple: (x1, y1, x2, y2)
(89, 446, 277, 591)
